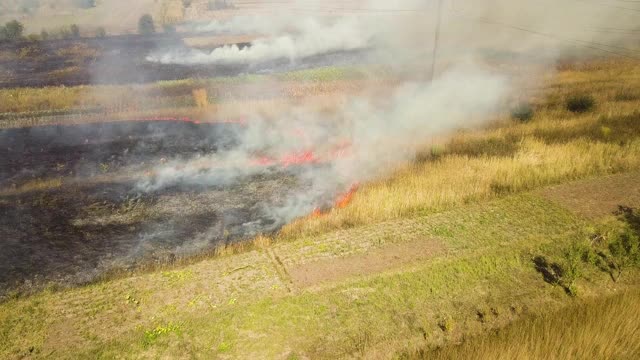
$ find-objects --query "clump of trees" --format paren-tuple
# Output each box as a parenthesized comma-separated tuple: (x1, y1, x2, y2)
(0, 20, 25, 42)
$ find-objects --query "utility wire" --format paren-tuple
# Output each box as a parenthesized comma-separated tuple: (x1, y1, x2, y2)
(216, 1, 640, 59)
(451, 11, 640, 60)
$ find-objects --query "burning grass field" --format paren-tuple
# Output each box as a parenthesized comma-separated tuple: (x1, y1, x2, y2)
(1, 58, 640, 358)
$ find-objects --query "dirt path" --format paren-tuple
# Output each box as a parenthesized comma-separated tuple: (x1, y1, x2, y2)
(287, 238, 444, 288)
(540, 171, 640, 218)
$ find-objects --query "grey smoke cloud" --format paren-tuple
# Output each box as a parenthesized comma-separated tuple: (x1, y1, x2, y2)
(141, 0, 636, 227)
(141, 64, 508, 225)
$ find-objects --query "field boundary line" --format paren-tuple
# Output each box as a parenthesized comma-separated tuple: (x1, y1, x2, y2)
(266, 248, 296, 293)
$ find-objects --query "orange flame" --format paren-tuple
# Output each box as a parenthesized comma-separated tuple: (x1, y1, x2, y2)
(336, 183, 360, 208)
(309, 183, 359, 218)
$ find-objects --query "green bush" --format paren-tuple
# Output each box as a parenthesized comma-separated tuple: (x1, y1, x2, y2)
(138, 14, 155, 35)
(607, 225, 640, 281)
(566, 94, 596, 113)
(70, 24, 80, 38)
(0, 20, 25, 42)
(584, 207, 640, 282)
(511, 102, 534, 122)
(533, 241, 590, 297)
(95, 27, 106, 38)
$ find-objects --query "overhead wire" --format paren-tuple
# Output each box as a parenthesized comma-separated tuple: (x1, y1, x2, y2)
(215, 1, 640, 60)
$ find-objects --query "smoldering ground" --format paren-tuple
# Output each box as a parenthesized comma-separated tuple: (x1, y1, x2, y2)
(0, 120, 317, 296)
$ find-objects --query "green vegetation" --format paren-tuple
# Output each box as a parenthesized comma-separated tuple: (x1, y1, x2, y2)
(566, 93, 596, 113)
(95, 27, 106, 38)
(0, 20, 24, 42)
(510, 102, 534, 122)
(138, 14, 155, 35)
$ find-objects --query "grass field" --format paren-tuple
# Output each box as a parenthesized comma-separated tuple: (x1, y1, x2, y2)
(0, 66, 386, 117)
(413, 290, 640, 359)
(280, 59, 640, 239)
(1, 58, 640, 358)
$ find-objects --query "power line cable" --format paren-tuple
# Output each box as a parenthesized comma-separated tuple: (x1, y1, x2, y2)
(451, 11, 640, 60)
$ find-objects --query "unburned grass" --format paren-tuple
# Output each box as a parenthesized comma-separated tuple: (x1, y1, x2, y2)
(411, 290, 640, 360)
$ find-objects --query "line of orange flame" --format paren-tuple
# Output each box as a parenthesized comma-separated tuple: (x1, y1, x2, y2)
(310, 183, 360, 218)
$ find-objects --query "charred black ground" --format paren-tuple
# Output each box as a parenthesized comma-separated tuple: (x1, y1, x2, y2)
(0, 33, 371, 88)
(0, 120, 304, 296)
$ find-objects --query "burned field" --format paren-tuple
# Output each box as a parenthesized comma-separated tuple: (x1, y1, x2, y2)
(0, 34, 371, 88)
(0, 119, 314, 296)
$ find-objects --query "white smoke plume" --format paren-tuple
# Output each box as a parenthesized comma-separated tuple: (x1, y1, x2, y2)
(141, 0, 637, 227)
(141, 64, 508, 225)
(147, 16, 373, 65)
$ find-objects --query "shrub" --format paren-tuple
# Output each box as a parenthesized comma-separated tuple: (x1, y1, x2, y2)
(584, 207, 640, 282)
(566, 94, 596, 113)
(138, 14, 156, 35)
(533, 246, 585, 297)
(95, 27, 106, 38)
(70, 24, 80, 38)
(607, 224, 640, 281)
(511, 102, 534, 122)
(0, 20, 25, 42)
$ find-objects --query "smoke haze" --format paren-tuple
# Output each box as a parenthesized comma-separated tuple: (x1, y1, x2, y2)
(143, 0, 637, 227)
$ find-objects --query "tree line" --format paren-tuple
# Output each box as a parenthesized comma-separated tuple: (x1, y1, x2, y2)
(0, 14, 164, 43)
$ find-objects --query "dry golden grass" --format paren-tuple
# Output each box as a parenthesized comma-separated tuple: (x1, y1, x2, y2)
(191, 88, 209, 108)
(280, 59, 640, 239)
(418, 290, 640, 360)
(0, 68, 386, 116)
(0, 178, 63, 196)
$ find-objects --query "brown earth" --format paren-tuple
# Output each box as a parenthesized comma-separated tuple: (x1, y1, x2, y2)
(288, 238, 445, 288)
(539, 171, 640, 219)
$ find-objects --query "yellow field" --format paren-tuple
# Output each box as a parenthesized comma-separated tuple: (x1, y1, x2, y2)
(418, 290, 640, 360)
(280, 59, 640, 239)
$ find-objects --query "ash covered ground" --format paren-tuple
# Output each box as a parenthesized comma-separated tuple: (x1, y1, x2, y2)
(0, 120, 318, 295)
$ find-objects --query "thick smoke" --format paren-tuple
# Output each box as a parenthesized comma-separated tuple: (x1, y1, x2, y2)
(142, 0, 636, 227)
(141, 64, 508, 225)
(147, 16, 373, 65)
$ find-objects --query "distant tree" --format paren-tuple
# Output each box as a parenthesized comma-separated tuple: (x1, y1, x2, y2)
(138, 14, 155, 35)
(70, 24, 81, 38)
(57, 26, 72, 40)
(3, 20, 25, 41)
(40, 29, 49, 41)
(95, 27, 106, 38)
